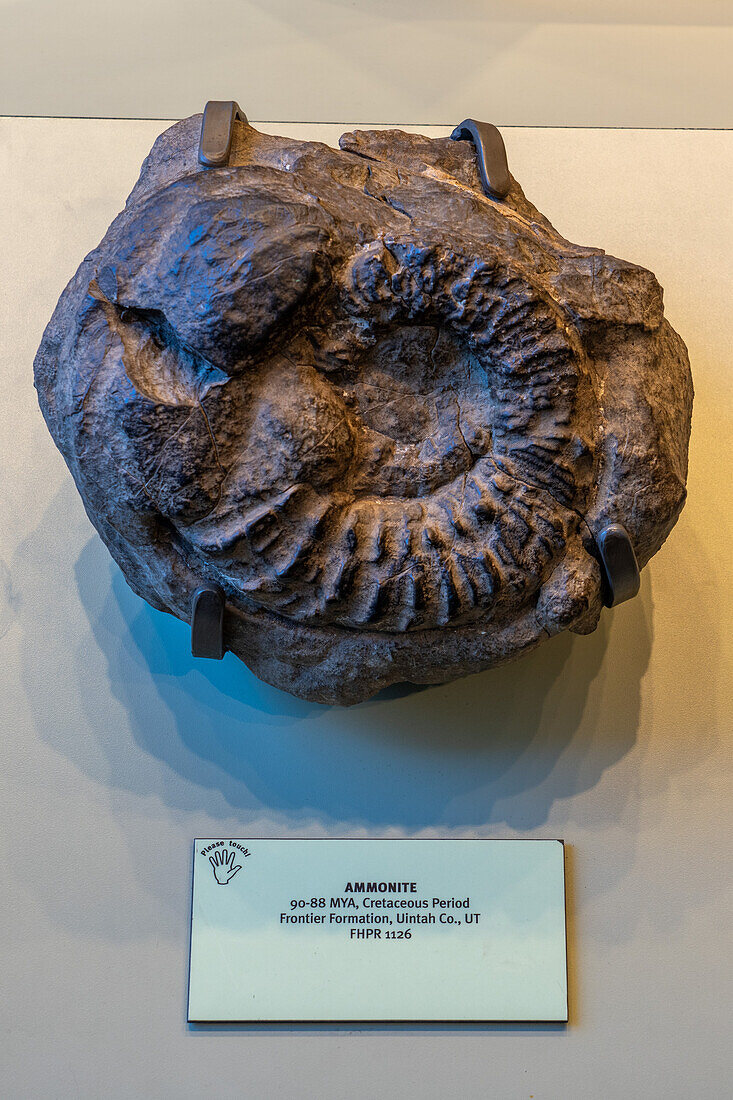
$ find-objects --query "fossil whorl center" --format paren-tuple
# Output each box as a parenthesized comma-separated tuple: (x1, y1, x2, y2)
(34, 116, 692, 704)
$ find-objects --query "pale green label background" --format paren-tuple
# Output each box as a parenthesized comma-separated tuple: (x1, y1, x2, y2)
(188, 839, 567, 1022)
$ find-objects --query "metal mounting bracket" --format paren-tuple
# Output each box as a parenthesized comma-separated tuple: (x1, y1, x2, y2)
(596, 523, 641, 607)
(198, 101, 247, 168)
(450, 118, 511, 200)
(191, 586, 225, 659)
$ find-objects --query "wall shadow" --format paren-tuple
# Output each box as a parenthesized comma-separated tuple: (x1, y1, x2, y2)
(59, 525, 648, 831)
(16, 485, 650, 832)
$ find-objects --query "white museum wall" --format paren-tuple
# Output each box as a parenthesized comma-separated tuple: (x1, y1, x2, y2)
(0, 117, 731, 1098)
(0, 1, 731, 127)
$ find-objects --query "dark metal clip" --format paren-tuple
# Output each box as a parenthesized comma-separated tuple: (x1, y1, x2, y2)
(198, 101, 247, 168)
(450, 118, 511, 200)
(191, 586, 225, 659)
(596, 523, 641, 607)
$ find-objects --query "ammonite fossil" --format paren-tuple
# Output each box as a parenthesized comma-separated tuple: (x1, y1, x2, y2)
(35, 108, 692, 704)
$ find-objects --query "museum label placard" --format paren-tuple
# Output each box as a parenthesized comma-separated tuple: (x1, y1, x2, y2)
(188, 838, 567, 1022)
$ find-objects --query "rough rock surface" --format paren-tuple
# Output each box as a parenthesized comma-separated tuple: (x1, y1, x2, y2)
(34, 117, 693, 704)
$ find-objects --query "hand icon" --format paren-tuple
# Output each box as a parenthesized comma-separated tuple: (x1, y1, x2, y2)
(209, 848, 242, 885)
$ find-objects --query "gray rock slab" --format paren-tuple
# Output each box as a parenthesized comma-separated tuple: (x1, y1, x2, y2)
(34, 117, 692, 703)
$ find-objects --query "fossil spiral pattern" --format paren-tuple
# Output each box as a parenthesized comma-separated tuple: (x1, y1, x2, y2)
(34, 119, 692, 703)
